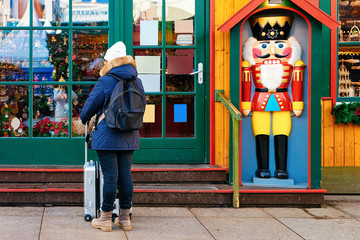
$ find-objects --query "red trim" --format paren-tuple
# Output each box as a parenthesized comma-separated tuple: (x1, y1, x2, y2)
(239, 189, 327, 193)
(239, 7, 313, 189)
(209, 0, 215, 165)
(291, 0, 339, 29)
(134, 189, 233, 193)
(0, 189, 46, 192)
(0, 188, 83, 193)
(0, 168, 82, 172)
(218, 0, 339, 33)
(132, 167, 228, 172)
(46, 188, 83, 192)
(0, 167, 227, 173)
(322, 97, 333, 100)
(330, 0, 337, 105)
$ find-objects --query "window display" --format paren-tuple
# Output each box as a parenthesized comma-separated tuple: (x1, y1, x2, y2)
(0, 85, 29, 137)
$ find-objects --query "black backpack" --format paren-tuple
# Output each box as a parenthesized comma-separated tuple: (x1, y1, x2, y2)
(104, 73, 145, 131)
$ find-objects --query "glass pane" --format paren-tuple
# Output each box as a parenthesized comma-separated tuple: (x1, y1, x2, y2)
(338, 47, 360, 97)
(140, 95, 162, 138)
(0, 85, 29, 137)
(0, 0, 29, 27)
(0, 30, 30, 81)
(339, 1, 360, 42)
(72, 0, 109, 26)
(134, 49, 162, 92)
(133, 0, 162, 46)
(46, 31, 69, 81)
(33, 30, 54, 84)
(72, 84, 94, 137)
(166, 49, 194, 92)
(165, 0, 195, 45)
(33, 84, 75, 137)
(72, 30, 108, 81)
(35, 0, 69, 26)
(166, 95, 194, 138)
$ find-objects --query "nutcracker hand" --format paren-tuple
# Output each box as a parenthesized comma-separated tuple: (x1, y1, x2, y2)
(242, 109, 251, 117)
(293, 110, 303, 117)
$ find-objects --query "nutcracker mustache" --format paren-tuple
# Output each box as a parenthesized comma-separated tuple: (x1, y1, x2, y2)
(260, 64, 284, 91)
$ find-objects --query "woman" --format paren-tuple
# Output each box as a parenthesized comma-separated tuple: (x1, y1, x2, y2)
(80, 41, 145, 232)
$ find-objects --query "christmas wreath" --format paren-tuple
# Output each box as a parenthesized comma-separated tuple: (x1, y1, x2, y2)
(331, 102, 360, 125)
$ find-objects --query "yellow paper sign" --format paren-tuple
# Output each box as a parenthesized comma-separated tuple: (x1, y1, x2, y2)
(143, 104, 155, 123)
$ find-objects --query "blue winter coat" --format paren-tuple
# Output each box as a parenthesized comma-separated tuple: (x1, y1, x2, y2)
(80, 63, 146, 150)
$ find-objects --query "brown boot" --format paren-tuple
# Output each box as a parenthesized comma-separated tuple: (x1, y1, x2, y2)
(114, 209, 132, 231)
(91, 210, 112, 232)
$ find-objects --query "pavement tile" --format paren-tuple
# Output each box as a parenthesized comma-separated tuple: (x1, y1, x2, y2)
(43, 206, 83, 217)
(190, 207, 271, 218)
(304, 205, 350, 219)
(125, 216, 213, 240)
(264, 205, 350, 219)
(40, 215, 126, 240)
(199, 217, 302, 240)
(0, 215, 42, 240)
(325, 195, 360, 202)
(0, 206, 44, 216)
(263, 208, 312, 218)
(326, 201, 360, 219)
(278, 218, 360, 240)
(132, 207, 194, 217)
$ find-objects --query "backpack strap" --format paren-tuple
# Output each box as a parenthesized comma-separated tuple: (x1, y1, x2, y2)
(106, 73, 122, 82)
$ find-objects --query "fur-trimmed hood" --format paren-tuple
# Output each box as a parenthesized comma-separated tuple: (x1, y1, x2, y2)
(99, 55, 137, 77)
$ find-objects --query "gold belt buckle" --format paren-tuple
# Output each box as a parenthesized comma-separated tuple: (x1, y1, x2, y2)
(268, 90, 276, 93)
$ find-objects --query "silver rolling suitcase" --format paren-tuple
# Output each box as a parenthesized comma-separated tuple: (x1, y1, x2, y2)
(83, 123, 120, 222)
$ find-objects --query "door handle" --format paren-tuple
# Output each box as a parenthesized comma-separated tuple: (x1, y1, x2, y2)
(190, 63, 203, 84)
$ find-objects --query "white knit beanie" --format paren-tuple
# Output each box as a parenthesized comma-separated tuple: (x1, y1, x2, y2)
(104, 41, 126, 61)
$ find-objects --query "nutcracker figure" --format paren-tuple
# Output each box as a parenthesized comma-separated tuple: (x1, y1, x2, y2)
(241, 14, 306, 179)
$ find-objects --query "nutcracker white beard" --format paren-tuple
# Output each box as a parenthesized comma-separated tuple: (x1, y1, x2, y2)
(259, 64, 284, 91)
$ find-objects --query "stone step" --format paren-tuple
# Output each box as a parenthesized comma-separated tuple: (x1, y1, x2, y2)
(0, 182, 233, 206)
(0, 183, 325, 207)
(0, 164, 228, 183)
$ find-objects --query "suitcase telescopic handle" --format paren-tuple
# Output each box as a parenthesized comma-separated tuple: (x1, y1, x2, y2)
(85, 122, 88, 164)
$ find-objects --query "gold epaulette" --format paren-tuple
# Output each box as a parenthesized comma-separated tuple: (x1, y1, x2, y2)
(242, 60, 251, 68)
(294, 60, 306, 67)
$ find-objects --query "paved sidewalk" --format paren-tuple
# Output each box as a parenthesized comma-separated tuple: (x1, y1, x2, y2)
(1, 195, 360, 240)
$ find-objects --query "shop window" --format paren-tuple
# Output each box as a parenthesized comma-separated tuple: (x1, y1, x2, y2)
(338, 0, 360, 99)
(0, 0, 109, 138)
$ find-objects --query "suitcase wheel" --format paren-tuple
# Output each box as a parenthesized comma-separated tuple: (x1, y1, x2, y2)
(112, 213, 118, 222)
(84, 214, 93, 222)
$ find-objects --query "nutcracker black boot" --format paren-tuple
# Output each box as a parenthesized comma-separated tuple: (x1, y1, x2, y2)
(255, 134, 270, 178)
(274, 135, 288, 179)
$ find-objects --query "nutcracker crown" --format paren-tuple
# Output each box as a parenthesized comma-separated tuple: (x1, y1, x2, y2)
(249, 15, 293, 41)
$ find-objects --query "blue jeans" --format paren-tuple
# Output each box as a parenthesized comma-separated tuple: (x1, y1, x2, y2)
(96, 150, 134, 212)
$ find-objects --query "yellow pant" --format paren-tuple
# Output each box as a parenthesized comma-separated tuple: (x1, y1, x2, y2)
(252, 111, 291, 136)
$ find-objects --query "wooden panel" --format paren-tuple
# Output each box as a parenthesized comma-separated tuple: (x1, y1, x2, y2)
(322, 99, 360, 167)
(214, 0, 248, 167)
(355, 126, 360, 166)
(322, 100, 334, 166)
(344, 124, 355, 166)
(334, 123, 345, 166)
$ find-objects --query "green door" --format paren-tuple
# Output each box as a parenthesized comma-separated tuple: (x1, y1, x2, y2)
(126, 0, 207, 163)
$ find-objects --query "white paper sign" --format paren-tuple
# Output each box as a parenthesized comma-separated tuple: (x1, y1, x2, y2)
(135, 56, 161, 74)
(140, 20, 159, 46)
(139, 74, 161, 92)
